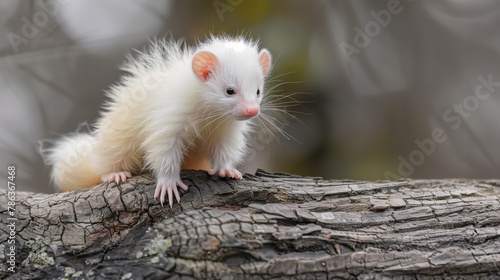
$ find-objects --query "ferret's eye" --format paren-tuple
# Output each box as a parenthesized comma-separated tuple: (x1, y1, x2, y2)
(257, 89, 260, 96)
(226, 88, 235, 95)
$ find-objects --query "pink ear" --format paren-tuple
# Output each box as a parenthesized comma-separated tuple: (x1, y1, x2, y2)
(259, 49, 272, 76)
(192, 51, 219, 82)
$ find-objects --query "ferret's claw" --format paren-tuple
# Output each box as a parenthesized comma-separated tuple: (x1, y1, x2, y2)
(177, 180, 189, 191)
(173, 186, 180, 204)
(155, 180, 189, 208)
(160, 185, 167, 207)
(209, 168, 242, 179)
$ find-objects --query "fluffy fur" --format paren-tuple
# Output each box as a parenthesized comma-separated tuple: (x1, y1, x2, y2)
(47, 35, 272, 206)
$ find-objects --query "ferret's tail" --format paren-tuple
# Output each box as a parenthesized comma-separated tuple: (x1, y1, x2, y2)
(43, 133, 102, 191)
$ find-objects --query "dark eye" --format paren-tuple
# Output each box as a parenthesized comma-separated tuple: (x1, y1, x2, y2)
(257, 89, 260, 96)
(226, 88, 235, 95)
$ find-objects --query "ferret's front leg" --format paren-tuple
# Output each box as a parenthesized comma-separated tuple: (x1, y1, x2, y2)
(145, 135, 188, 208)
(208, 165, 242, 179)
(208, 131, 246, 180)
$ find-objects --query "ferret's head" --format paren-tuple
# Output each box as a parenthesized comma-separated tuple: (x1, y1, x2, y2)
(192, 38, 271, 120)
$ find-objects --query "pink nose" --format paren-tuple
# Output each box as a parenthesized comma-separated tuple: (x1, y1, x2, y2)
(245, 106, 259, 117)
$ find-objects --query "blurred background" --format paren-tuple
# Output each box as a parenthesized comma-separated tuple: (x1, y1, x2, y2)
(1, 0, 500, 193)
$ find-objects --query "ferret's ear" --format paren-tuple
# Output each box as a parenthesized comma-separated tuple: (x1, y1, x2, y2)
(259, 49, 272, 76)
(192, 51, 219, 82)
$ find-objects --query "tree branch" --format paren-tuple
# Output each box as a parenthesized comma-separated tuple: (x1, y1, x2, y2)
(1, 170, 500, 279)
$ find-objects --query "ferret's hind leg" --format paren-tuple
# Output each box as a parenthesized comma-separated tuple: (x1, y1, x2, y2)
(93, 138, 143, 185)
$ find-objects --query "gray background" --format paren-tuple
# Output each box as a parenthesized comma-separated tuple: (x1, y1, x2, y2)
(1, 0, 500, 193)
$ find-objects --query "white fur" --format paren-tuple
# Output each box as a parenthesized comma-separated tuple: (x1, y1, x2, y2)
(46, 133, 101, 190)
(48, 35, 271, 205)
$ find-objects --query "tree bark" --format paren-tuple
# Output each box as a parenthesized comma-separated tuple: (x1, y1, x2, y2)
(1, 169, 500, 279)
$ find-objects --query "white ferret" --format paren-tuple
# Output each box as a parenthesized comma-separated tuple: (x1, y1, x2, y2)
(47, 36, 272, 207)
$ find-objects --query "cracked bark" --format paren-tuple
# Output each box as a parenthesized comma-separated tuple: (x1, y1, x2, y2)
(1, 169, 500, 279)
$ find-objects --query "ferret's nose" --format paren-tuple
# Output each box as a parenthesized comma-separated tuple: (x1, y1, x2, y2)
(246, 106, 259, 116)
(245, 105, 259, 117)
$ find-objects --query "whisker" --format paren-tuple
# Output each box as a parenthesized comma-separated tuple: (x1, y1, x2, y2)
(263, 91, 314, 104)
(264, 79, 302, 93)
(261, 107, 313, 116)
(261, 101, 313, 108)
(259, 113, 304, 144)
(261, 107, 310, 129)
(265, 71, 295, 84)
(258, 112, 296, 129)
(253, 118, 278, 160)
(258, 115, 292, 143)
(182, 112, 228, 153)
(264, 79, 307, 93)
(186, 110, 224, 131)
(257, 115, 282, 144)
(207, 114, 233, 139)
(250, 118, 271, 159)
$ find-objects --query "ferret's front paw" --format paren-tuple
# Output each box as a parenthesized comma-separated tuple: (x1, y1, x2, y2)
(208, 168, 242, 179)
(105, 171, 132, 184)
(154, 180, 189, 208)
